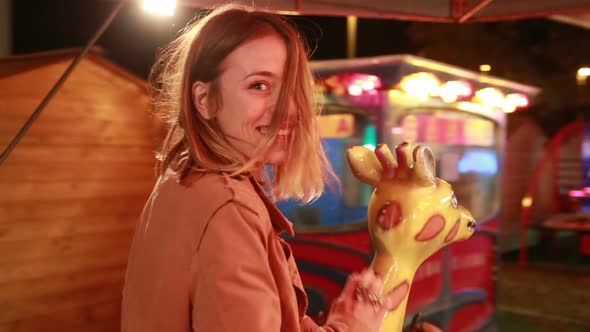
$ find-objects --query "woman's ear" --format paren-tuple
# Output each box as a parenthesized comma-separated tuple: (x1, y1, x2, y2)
(192, 81, 211, 119)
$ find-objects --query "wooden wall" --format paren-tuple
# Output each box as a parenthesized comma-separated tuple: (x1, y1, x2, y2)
(0, 53, 164, 331)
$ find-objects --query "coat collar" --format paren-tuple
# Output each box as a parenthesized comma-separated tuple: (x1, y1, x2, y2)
(248, 177, 295, 237)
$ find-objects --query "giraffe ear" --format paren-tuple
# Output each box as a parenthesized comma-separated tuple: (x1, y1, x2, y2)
(413, 145, 437, 186)
(347, 146, 382, 187)
(375, 144, 397, 179)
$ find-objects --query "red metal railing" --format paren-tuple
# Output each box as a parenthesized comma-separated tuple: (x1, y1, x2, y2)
(519, 121, 586, 265)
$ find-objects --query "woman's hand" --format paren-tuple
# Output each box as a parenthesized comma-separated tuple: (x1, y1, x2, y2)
(322, 268, 408, 332)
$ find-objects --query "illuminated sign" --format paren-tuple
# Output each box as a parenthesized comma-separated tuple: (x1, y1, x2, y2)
(401, 114, 495, 147)
(318, 114, 355, 138)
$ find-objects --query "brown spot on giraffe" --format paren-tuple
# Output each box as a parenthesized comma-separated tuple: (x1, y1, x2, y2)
(444, 219, 460, 243)
(415, 215, 446, 241)
(377, 201, 402, 231)
(387, 280, 410, 311)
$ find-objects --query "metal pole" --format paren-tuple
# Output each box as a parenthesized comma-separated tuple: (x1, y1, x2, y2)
(346, 16, 357, 59)
(0, 0, 12, 57)
(0, 1, 126, 165)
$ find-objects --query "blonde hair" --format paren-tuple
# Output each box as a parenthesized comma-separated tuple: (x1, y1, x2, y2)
(150, 4, 337, 203)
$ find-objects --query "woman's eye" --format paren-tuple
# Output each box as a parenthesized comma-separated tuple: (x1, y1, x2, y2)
(249, 82, 269, 91)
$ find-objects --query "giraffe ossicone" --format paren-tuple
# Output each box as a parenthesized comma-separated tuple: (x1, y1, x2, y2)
(347, 142, 477, 332)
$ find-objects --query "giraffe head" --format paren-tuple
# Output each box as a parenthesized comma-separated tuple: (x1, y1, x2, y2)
(347, 142, 476, 269)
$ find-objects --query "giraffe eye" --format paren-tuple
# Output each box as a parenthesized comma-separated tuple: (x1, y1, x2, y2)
(451, 194, 458, 208)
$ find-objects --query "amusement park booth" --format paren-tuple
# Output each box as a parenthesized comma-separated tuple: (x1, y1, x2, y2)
(278, 55, 540, 331)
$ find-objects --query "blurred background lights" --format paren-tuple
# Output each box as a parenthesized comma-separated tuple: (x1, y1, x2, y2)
(458, 150, 498, 175)
(475, 87, 504, 108)
(505, 93, 530, 108)
(400, 72, 440, 100)
(521, 196, 533, 208)
(479, 64, 492, 72)
(142, 0, 176, 16)
(569, 190, 585, 198)
(439, 80, 472, 103)
(347, 84, 363, 96)
(322, 71, 531, 113)
(391, 127, 404, 135)
(577, 67, 590, 85)
(345, 73, 381, 96)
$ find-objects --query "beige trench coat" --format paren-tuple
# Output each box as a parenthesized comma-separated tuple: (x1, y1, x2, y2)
(121, 171, 332, 331)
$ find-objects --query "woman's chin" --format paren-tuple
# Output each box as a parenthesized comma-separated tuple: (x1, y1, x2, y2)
(265, 150, 288, 166)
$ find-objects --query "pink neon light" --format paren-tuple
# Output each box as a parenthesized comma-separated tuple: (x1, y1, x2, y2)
(391, 127, 404, 135)
(569, 190, 585, 198)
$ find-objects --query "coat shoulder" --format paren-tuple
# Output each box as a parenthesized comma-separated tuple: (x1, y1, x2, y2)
(176, 171, 262, 216)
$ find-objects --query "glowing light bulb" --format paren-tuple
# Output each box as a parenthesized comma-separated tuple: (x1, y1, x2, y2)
(506, 93, 529, 108)
(348, 84, 363, 96)
(475, 87, 504, 109)
(521, 196, 533, 208)
(479, 64, 491, 72)
(400, 72, 440, 100)
(143, 0, 176, 16)
(439, 80, 472, 103)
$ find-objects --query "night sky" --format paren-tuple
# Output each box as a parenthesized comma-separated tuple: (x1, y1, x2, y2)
(10, 0, 590, 133)
(11, 0, 415, 79)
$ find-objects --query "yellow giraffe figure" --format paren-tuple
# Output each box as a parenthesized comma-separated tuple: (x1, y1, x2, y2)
(347, 142, 477, 332)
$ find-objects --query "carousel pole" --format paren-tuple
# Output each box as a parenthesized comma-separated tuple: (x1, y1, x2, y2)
(0, 1, 126, 165)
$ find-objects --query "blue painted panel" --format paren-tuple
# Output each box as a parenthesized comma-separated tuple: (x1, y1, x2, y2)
(276, 138, 369, 225)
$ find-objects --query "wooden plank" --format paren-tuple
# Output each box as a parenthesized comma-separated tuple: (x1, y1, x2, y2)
(0, 99, 153, 125)
(0, 125, 161, 149)
(0, 79, 147, 104)
(0, 133, 162, 147)
(0, 66, 67, 99)
(0, 67, 147, 100)
(0, 196, 148, 221)
(0, 115, 160, 136)
(0, 299, 121, 332)
(0, 145, 157, 163)
(0, 180, 154, 201)
(0, 122, 162, 147)
(0, 215, 137, 242)
(0, 265, 125, 303)
(0, 100, 165, 147)
(0, 231, 134, 264)
(0, 162, 156, 183)
(0, 248, 130, 283)
(0, 281, 123, 323)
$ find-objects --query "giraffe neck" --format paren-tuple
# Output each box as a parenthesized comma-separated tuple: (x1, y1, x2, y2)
(371, 253, 418, 332)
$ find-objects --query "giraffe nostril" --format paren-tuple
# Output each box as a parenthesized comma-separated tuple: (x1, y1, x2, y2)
(467, 220, 476, 231)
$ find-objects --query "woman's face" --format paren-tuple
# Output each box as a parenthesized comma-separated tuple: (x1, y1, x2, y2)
(214, 33, 295, 165)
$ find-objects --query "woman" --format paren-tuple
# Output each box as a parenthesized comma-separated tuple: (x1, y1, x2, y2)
(121, 4, 405, 331)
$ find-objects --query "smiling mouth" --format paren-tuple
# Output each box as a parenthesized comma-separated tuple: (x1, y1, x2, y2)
(256, 126, 269, 135)
(256, 126, 291, 137)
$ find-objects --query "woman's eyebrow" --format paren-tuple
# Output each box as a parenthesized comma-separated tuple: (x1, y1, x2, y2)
(243, 71, 278, 80)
